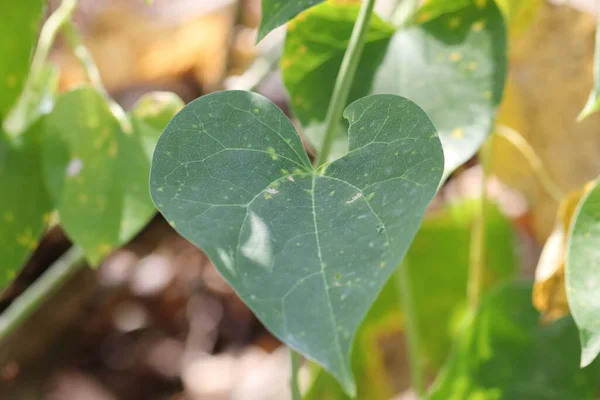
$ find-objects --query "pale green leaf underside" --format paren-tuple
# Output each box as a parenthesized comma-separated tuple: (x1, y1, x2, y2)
(258, 0, 325, 41)
(566, 178, 600, 367)
(150, 90, 443, 395)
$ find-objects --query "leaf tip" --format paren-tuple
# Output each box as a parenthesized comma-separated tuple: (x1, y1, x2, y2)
(578, 328, 600, 368)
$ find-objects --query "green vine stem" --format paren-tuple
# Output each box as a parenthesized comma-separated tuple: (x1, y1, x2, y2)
(315, 0, 377, 167)
(62, 21, 132, 133)
(0, 246, 86, 342)
(494, 125, 564, 202)
(468, 137, 492, 311)
(290, 349, 303, 400)
(396, 261, 425, 398)
(3, 0, 78, 136)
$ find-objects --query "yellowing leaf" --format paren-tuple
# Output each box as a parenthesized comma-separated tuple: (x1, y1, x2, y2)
(533, 181, 595, 320)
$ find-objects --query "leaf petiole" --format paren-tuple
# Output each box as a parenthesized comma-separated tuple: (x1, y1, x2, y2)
(315, 0, 377, 166)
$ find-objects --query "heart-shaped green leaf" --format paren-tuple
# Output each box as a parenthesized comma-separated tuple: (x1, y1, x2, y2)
(258, 0, 325, 42)
(42, 88, 182, 265)
(566, 178, 600, 367)
(282, 0, 506, 177)
(305, 199, 517, 399)
(0, 123, 52, 289)
(430, 282, 600, 399)
(150, 90, 443, 395)
(0, 0, 44, 120)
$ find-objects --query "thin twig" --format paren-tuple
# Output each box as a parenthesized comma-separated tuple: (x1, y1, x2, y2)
(0, 247, 86, 342)
(62, 21, 132, 133)
(494, 125, 564, 202)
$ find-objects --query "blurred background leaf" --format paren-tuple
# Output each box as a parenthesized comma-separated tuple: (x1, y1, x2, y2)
(429, 282, 600, 400)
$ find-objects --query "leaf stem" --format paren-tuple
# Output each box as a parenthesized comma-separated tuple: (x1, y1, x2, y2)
(3, 0, 79, 135)
(315, 0, 377, 167)
(396, 262, 425, 398)
(494, 125, 564, 202)
(62, 21, 132, 133)
(0, 246, 86, 342)
(290, 349, 302, 400)
(468, 138, 492, 311)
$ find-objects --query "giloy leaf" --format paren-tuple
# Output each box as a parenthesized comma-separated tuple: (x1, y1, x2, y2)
(42, 88, 181, 265)
(150, 90, 444, 394)
(282, 0, 507, 177)
(566, 178, 600, 367)
(430, 282, 600, 400)
(258, 0, 325, 42)
(305, 199, 517, 399)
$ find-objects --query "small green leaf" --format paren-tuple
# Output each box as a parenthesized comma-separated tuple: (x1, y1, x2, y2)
(0, 123, 52, 289)
(566, 178, 600, 367)
(429, 282, 600, 400)
(150, 90, 444, 395)
(578, 19, 600, 121)
(258, 0, 326, 42)
(304, 199, 517, 399)
(282, 0, 507, 177)
(42, 88, 181, 265)
(0, 0, 45, 119)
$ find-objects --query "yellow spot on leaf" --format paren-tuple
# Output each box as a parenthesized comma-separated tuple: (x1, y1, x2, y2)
(475, 0, 487, 9)
(16, 228, 36, 249)
(266, 146, 278, 160)
(450, 52, 462, 61)
(6, 74, 17, 88)
(43, 212, 53, 224)
(483, 90, 492, 99)
(78, 193, 89, 204)
(108, 140, 118, 158)
(281, 58, 292, 69)
(4, 212, 14, 222)
(449, 17, 461, 29)
(451, 128, 465, 139)
(416, 11, 432, 23)
(472, 20, 485, 32)
(467, 62, 478, 71)
(97, 243, 113, 257)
